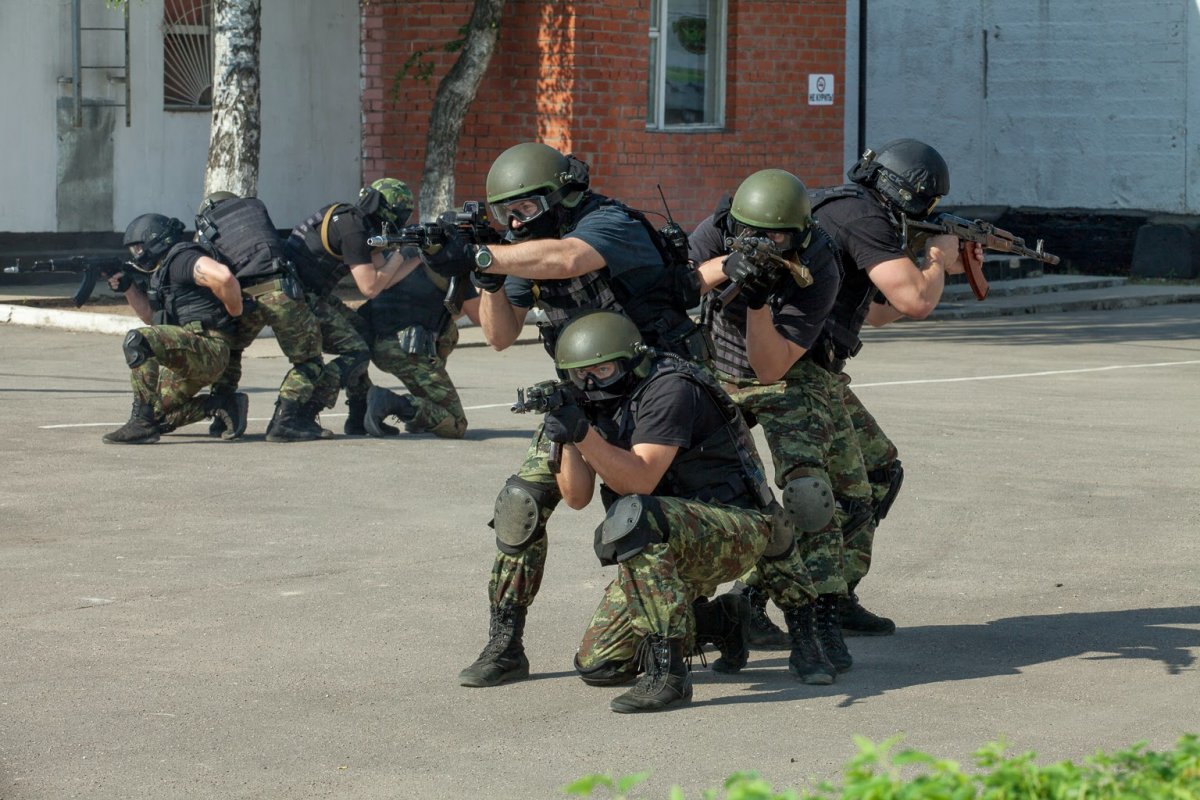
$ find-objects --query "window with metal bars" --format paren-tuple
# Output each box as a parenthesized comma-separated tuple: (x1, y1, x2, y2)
(163, 0, 212, 110)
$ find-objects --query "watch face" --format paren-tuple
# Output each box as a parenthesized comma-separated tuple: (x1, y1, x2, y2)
(475, 246, 494, 269)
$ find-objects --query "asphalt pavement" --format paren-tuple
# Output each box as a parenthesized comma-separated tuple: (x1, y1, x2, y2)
(1, 303, 1198, 799)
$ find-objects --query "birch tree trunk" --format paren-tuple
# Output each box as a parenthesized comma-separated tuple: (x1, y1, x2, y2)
(419, 0, 507, 220)
(203, 0, 261, 198)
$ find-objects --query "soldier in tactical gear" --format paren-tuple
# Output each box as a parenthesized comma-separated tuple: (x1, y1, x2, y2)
(357, 263, 481, 439)
(513, 311, 833, 713)
(804, 138, 984, 635)
(689, 168, 867, 674)
(283, 178, 423, 435)
(103, 213, 246, 444)
(450, 143, 714, 690)
(194, 192, 330, 443)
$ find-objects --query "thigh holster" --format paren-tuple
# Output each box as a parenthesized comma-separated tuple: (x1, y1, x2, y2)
(868, 459, 904, 522)
(594, 494, 667, 566)
(492, 476, 559, 555)
(122, 328, 154, 368)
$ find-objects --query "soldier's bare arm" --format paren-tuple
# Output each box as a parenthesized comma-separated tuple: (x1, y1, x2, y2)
(479, 290, 529, 351)
(744, 306, 808, 383)
(485, 236, 604, 280)
(193, 257, 243, 317)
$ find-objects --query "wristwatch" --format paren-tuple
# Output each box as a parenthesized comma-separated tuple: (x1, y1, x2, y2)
(473, 244, 494, 271)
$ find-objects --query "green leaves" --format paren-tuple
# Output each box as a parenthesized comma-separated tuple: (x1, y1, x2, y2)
(563, 735, 1200, 800)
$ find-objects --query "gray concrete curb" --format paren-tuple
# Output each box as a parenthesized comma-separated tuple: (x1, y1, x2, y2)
(0, 303, 137, 335)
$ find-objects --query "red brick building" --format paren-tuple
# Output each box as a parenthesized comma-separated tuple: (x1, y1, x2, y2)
(361, 0, 846, 229)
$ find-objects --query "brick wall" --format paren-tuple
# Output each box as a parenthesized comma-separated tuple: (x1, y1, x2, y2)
(362, 0, 846, 229)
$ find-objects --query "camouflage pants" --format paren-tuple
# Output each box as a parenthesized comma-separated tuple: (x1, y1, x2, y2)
(370, 323, 467, 438)
(488, 423, 560, 608)
(575, 496, 804, 670)
(211, 282, 325, 402)
(834, 375, 900, 584)
(127, 322, 230, 427)
(725, 359, 872, 595)
(308, 293, 373, 409)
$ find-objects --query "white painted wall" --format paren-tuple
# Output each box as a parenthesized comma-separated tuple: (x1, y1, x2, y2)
(853, 0, 1197, 213)
(0, 0, 361, 233)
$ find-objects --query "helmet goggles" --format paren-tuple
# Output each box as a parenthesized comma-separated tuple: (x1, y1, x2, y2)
(489, 194, 553, 227)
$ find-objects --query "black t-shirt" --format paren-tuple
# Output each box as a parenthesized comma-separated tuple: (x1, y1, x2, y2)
(327, 208, 374, 266)
(617, 371, 726, 452)
(163, 246, 204, 286)
(813, 190, 906, 350)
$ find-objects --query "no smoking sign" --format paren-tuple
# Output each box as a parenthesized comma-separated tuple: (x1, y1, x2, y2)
(808, 74, 835, 106)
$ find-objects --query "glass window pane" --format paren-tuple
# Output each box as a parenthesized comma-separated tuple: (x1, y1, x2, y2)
(664, 0, 714, 125)
(647, 35, 659, 126)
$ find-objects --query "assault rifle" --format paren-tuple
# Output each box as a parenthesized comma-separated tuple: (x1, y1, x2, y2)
(366, 200, 502, 315)
(711, 230, 815, 311)
(512, 379, 589, 473)
(903, 213, 1062, 301)
(4, 254, 138, 307)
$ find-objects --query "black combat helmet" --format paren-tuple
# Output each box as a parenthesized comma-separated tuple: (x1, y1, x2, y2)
(122, 213, 186, 272)
(554, 310, 650, 401)
(848, 138, 949, 219)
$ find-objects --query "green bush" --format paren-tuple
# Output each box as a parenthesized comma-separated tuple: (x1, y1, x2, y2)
(564, 734, 1200, 799)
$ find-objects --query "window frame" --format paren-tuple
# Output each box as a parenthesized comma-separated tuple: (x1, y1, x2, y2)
(646, 0, 728, 131)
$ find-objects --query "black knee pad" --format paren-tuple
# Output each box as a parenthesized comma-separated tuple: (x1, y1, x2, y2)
(122, 329, 154, 368)
(492, 476, 560, 555)
(593, 494, 667, 566)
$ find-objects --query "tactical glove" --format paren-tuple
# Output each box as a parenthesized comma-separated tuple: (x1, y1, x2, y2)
(471, 270, 506, 293)
(419, 211, 473, 280)
(543, 404, 590, 444)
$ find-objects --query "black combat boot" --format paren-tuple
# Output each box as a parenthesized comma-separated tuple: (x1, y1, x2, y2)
(300, 400, 334, 439)
(102, 400, 161, 445)
(732, 582, 789, 650)
(364, 386, 414, 437)
(782, 604, 837, 685)
(344, 396, 368, 436)
(692, 594, 751, 674)
(841, 580, 896, 636)
(265, 399, 320, 443)
(814, 593, 853, 673)
(459, 605, 530, 687)
(204, 392, 249, 440)
(610, 636, 692, 714)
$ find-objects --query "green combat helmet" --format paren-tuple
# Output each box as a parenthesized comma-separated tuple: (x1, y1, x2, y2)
(358, 177, 413, 228)
(486, 142, 589, 229)
(554, 310, 650, 400)
(730, 168, 813, 234)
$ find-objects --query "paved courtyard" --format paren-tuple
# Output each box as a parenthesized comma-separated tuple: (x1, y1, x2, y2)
(1, 304, 1198, 799)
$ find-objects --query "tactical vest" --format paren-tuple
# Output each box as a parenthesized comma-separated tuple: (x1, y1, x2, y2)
(149, 242, 236, 334)
(532, 195, 706, 362)
(809, 184, 893, 361)
(366, 265, 451, 338)
(616, 357, 774, 510)
(286, 203, 359, 295)
(194, 197, 287, 281)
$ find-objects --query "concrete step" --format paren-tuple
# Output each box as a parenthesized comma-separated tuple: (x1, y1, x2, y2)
(941, 274, 1128, 302)
(931, 281, 1200, 320)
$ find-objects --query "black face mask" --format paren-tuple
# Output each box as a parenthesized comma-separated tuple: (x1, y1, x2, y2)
(509, 211, 560, 242)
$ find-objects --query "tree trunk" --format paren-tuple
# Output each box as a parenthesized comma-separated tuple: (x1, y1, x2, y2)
(419, 0, 507, 221)
(204, 0, 262, 199)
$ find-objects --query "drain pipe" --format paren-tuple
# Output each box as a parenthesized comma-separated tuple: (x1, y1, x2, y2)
(856, 0, 867, 156)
